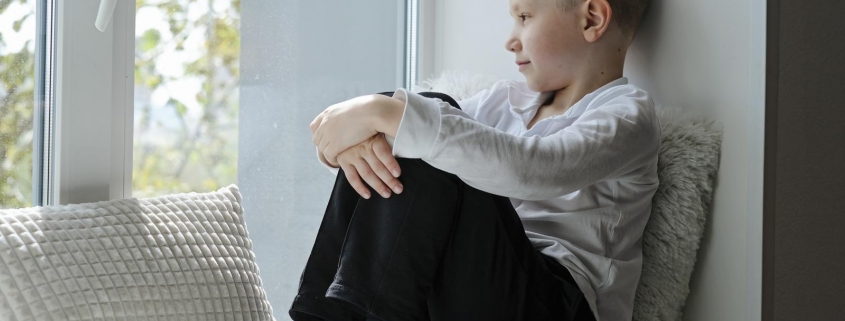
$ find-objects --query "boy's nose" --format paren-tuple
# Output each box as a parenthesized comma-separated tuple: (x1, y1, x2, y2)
(505, 39, 521, 52)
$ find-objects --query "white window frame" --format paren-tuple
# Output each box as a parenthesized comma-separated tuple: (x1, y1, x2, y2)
(417, 0, 436, 86)
(52, 0, 134, 205)
(49, 0, 422, 205)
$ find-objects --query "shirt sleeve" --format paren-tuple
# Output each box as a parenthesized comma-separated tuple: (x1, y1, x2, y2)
(384, 80, 503, 153)
(316, 83, 500, 177)
(387, 87, 661, 201)
(317, 84, 498, 176)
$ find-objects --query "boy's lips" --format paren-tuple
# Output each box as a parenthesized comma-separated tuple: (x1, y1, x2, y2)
(518, 61, 530, 70)
(516, 60, 530, 65)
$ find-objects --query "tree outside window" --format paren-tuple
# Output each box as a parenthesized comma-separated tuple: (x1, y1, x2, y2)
(133, 0, 240, 197)
(0, 0, 36, 209)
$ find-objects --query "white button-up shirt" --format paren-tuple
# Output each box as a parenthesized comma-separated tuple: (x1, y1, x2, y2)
(317, 76, 661, 321)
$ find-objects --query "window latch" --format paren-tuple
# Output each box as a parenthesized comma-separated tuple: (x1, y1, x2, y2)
(94, 0, 117, 32)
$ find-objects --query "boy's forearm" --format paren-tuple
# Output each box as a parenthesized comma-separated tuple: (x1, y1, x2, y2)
(370, 94, 405, 138)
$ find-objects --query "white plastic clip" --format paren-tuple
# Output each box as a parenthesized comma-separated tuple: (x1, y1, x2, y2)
(94, 0, 117, 32)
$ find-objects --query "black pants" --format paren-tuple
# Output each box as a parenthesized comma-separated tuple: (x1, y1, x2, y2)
(289, 92, 596, 321)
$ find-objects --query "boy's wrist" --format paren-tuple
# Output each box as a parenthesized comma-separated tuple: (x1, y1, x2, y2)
(370, 94, 405, 137)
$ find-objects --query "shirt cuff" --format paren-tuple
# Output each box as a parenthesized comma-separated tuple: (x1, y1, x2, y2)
(389, 88, 443, 159)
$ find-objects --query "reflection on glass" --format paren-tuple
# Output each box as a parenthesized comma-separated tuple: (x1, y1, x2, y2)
(133, 0, 240, 197)
(0, 0, 37, 209)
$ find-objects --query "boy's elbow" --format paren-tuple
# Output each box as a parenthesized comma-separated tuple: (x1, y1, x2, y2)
(512, 178, 567, 201)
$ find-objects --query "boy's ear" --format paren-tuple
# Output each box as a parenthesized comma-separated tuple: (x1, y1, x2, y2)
(581, 0, 612, 43)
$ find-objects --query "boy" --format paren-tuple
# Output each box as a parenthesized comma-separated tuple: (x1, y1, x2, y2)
(293, 0, 657, 320)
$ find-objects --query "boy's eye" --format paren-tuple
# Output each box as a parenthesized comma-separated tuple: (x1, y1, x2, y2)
(519, 14, 528, 22)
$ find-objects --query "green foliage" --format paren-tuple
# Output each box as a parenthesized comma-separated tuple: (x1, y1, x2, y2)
(139, 29, 161, 53)
(0, 0, 13, 14)
(0, 1, 34, 209)
(132, 0, 241, 198)
(1, 0, 241, 207)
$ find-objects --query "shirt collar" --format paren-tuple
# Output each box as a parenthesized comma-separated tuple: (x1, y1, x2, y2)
(507, 76, 629, 117)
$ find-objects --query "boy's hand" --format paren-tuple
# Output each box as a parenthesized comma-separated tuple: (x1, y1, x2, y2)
(334, 133, 403, 199)
(311, 94, 382, 165)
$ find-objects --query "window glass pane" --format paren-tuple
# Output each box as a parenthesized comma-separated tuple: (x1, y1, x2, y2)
(0, 0, 37, 209)
(133, 1, 408, 318)
(239, 2, 406, 319)
(133, 0, 240, 197)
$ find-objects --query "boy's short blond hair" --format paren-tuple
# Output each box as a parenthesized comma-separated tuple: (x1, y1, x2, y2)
(557, 0, 650, 42)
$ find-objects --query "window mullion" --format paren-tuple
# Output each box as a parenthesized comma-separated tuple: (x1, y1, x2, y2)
(110, 0, 136, 200)
(52, 0, 135, 205)
(32, 0, 56, 206)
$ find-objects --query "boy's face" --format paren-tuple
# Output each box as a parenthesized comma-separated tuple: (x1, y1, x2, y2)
(506, 0, 587, 93)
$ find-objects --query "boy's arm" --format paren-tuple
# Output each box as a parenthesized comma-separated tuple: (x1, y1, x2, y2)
(378, 87, 661, 201)
(313, 84, 495, 176)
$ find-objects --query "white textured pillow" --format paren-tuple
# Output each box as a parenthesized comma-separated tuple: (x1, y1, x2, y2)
(0, 184, 274, 321)
(417, 70, 723, 321)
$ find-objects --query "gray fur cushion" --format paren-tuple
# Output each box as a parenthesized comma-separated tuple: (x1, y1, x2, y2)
(0, 184, 274, 321)
(416, 70, 723, 321)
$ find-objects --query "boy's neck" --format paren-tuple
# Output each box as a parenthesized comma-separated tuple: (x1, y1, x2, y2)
(543, 62, 625, 114)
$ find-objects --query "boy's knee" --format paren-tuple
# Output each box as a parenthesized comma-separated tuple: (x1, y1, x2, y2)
(395, 158, 462, 186)
(395, 157, 441, 174)
(416, 92, 462, 110)
(373, 91, 461, 110)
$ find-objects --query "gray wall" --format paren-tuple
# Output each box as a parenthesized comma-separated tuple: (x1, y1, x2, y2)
(764, 0, 845, 319)
(238, 1, 405, 319)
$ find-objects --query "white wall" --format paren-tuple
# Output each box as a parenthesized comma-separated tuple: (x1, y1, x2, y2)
(424, 0, 766, 320)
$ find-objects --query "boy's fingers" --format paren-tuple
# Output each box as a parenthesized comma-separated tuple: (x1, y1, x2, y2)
(313, 126, 324, 147)
(353, 159, 392, 199)
(373, 134, 401, 177)
(322, 141, 338, 165)
(311, 110, 329, 135)
(318, 149, 339, 168)
(340, 163, 371, 199)
(310, 114, 322, 135)
(364, 153, 403, 195)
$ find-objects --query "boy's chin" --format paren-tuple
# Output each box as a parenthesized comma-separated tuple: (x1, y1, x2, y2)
(522, 78, 540, 92)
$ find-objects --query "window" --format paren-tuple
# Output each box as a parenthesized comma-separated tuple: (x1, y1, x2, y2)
(0, 0, 38, 209)
(131, 0, 414, 317)
(11, 1, 419, 319)
(238, 2, 410, 318)
(132, 0, 240, 197)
